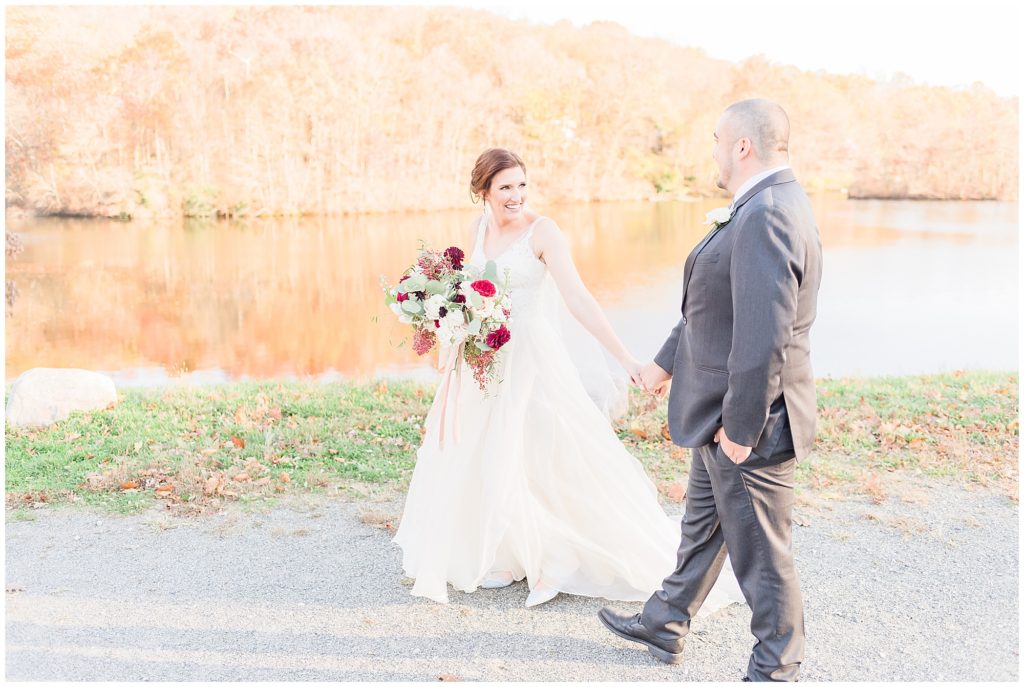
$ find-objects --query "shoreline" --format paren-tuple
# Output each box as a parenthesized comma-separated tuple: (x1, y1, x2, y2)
(5, 191, 1017, 223)
(5, 371, 1018, 517)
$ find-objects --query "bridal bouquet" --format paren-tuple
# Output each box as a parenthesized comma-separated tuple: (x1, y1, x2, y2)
(382, 243, 512, 391)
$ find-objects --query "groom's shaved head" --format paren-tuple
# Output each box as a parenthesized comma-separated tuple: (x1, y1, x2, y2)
(723, 99, 790, 162)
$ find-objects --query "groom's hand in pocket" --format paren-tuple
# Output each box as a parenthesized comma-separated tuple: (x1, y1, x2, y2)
(714, 427, 752, 464)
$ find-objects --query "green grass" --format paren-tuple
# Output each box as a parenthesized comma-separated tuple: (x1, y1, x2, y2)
(613, 371, 1018, 504)
(5, 372, 1018, 515)
(5, 380, 431, 514)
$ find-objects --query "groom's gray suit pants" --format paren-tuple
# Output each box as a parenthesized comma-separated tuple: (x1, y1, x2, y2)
(640, 443, 805, 681)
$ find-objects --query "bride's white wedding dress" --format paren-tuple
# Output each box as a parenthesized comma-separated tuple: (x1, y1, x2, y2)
(393, 215, 744, 611)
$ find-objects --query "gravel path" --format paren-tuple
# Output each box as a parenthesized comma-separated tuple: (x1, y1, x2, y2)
(5, 479, 1018, 681)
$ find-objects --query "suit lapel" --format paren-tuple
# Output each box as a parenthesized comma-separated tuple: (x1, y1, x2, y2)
(679, 222, 726, 312)
(678, 169, 797, 313)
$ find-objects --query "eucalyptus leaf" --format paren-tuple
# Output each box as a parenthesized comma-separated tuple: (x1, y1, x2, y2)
(401, 274, 428, 292)
(476, 340, 493, 352)
(424, 279, 446, 295)
(468, 318, 482, 335)
(483, 260, 499, 283)
(468, 290, 483, 310)
(401, 300, 423, 314)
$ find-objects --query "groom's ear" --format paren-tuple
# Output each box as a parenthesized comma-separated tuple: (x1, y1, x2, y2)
(736, 136, 753, 160)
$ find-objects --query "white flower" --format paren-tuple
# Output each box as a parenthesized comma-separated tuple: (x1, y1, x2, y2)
(438, 309, 468, 344)
(389, 302, 414, 325)
(473, 296, 496, 319)
(489, 305, 510, 323)
(704, 206, 733, 229)
(423, 294, 447, 320)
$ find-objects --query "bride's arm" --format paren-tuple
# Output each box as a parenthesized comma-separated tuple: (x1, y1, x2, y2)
(532, 219, 643, 385)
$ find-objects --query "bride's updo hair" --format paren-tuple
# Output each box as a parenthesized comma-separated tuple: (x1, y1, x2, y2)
(470, 148, 526, 203)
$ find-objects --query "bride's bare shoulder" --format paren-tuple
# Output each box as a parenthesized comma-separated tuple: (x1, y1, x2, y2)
(529, 216, 569, 260)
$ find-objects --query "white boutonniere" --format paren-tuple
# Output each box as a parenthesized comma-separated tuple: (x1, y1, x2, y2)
(704, 206, 734, 231)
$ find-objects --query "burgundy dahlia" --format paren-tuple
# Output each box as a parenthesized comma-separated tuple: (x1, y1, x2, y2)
(486, 325, 511, 350)
(444, 246, 465, 270)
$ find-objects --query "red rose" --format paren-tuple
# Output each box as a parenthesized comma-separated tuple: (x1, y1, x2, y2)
(471, 279, 496, 298)
(486, 325, 511, 350)
(396, 292, 409, 302)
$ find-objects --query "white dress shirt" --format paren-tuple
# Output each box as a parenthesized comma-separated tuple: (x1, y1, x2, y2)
(732, 165, 791, 206)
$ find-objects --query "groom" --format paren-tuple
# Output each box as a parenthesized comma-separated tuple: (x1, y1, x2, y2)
(599, 99, 822, 681)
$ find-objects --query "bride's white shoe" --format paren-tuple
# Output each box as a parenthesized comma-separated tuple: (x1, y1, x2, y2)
(525, 579, 559, 607)
(480, 571, 515, 589)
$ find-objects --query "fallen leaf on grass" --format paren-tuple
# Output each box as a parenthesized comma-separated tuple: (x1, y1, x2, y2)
(203, 475, 225, 496)
(231, 436, 246, 449)
(660, 423, 672, 442)
(84, 473, 105, 489)
(629, 424, 648, 440)
(658, 481, 686, 503)
(154, 484, 175, 496)
(120, 481, 140, 490)
(278, 472, 291, 483)
(232, 473, 251, 482)
(863, 472, 886, 504)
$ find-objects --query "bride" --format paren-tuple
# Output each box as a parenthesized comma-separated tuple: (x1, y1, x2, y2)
(393, 148, 743, 610)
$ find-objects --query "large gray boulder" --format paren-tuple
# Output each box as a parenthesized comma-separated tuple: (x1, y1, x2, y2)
(5, 368, 118, 429)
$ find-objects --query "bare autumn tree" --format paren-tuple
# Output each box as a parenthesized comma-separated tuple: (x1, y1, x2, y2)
(6, 229, 23, 314)
(4, 6, 1019, 218)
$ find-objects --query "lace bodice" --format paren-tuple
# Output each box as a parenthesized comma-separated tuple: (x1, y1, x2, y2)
(468, 215, 550, 316)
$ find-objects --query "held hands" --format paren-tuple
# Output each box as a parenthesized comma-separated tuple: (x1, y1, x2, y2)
(714, 427, 753, 464)
(625, 360, 671, 398)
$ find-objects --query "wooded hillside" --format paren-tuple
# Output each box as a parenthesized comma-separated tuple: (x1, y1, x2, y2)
(6, 6, 1018, 218)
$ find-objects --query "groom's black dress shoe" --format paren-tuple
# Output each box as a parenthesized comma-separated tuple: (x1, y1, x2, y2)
(597, 607, 684, 665)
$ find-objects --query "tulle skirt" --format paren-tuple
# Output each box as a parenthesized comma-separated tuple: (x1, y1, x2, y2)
(393, 310, 743, 612)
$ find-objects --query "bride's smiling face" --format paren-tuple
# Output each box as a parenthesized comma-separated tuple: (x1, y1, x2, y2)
(485, 166, 527, 221)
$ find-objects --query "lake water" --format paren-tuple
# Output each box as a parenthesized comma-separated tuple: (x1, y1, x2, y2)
(5, 195, 1018, 385)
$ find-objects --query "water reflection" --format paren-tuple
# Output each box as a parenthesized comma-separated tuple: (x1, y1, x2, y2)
(5, 195, 1017, 384)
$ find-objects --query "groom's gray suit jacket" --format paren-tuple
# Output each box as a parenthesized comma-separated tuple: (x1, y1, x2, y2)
(655, 169, 823, 461)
